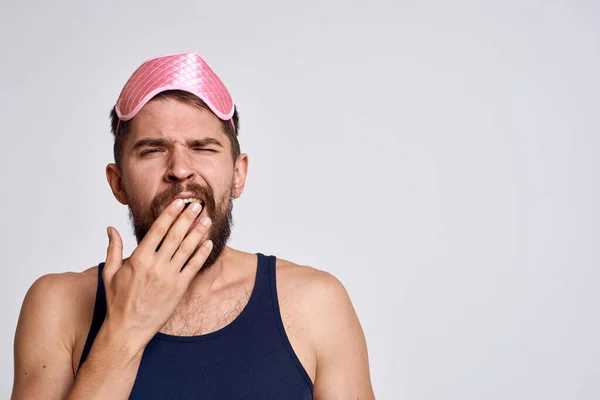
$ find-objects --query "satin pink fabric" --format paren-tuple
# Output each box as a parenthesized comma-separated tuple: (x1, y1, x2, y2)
(115, 52, 235, 126)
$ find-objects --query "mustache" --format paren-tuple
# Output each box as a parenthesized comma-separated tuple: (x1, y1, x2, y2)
(150, 182, 216, 218)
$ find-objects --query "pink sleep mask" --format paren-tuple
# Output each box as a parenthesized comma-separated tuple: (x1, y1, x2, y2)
(114, 52, 235, 129)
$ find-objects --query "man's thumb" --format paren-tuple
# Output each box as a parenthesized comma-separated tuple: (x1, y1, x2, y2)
(104, 226, 123, 281)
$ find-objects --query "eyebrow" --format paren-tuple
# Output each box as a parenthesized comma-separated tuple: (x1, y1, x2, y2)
(131, 137, 224, 151)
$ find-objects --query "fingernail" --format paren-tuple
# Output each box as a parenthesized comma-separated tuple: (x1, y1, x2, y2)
(191, 202, 201, 212)
(175, 199, 184, 209)
(201, 217, 211, 226)
(106, 227, 111, 238)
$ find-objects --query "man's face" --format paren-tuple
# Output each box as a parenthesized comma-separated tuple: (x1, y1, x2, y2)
(114, 97, 242, 270)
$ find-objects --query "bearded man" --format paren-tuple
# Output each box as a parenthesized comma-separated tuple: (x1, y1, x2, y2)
(11, 52, 375, 400)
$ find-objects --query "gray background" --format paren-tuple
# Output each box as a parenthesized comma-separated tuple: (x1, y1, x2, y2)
(1, 0, 599, 398)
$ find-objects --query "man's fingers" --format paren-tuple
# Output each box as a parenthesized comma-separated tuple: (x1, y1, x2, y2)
(180, 239, 213, 281)
(103, 226, 123, 283)
(137, 199, 186, 254)
(170, 215, 212, 269)
(155, 201, 203, 260)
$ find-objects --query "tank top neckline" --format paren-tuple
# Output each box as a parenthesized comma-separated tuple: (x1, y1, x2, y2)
(151, 252, 265, 343)
(78, 252, 315, 397)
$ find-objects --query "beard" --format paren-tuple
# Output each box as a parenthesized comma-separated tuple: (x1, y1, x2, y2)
(126, 181, 234, 272)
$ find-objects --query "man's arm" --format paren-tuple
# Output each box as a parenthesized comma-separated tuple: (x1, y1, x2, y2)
(12, 274, 78, 399)
(308, 271, 376, 400)
(13, 199, 215, 399)
(11, 273, 144, 400)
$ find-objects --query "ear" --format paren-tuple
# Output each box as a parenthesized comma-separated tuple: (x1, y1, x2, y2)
(232, 153, 249, 199)
(106, 163, 129, 205)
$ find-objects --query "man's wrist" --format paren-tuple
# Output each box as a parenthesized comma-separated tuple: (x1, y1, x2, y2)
(91, 321, 146, 366)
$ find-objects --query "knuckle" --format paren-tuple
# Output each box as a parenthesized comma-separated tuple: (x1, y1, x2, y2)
(153, 225, 168, 239)
(178, 241, 194, 256)
(130, 253, 150, 269)
(107, 241, 122, 251)
(182, 258, 197, 274)
(195, 220, 208, 231)
(201, 246, 212, 257)
(167, 231, 183, 244)
(142, 265, 160, 280)
(193, 245, 209, 260)
(182, 210, 196, 222)
(129, 252, 144, 265)
(167, 206, 181, 218)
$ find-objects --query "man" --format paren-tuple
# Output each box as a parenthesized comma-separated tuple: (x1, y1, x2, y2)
(11, 52, 375, 399)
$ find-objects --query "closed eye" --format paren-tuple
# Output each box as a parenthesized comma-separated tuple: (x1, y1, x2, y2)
(140, 149, 162, 156)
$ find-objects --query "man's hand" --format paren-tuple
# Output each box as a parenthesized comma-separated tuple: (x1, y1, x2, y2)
(102, 198, 213, 351)
(12, 198, 214, 400)
(63, 198, 214, 399)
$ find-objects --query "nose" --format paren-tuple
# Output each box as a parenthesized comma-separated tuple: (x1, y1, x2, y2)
(165, 144, 195, 183)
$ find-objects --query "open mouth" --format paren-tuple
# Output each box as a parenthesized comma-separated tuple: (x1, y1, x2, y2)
(182, 198, 205, 210)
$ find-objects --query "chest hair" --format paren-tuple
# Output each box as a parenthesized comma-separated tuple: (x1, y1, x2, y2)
(160, 283, 252, 336)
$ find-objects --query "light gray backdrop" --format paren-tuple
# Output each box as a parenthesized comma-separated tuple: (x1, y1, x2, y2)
(1, 0, 598, 398)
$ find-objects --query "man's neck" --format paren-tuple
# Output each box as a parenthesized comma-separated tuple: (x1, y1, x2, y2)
(185, 246, 251, 297)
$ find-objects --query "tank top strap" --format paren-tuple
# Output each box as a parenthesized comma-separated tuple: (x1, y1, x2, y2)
(77, 262, 107, 373)
(251, 253, 313, 391)
(247, 253, 276, 311)
(236, 253, 281, 326)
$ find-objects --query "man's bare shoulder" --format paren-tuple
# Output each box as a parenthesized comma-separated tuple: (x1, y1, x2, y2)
(13, 265, 100, 396)
(275, 257, 354, 320)
(19, 266, 99, 347)
(275, 257, 347, 288)
(274, 258, 374, 398)
(26, 266, 98, 306)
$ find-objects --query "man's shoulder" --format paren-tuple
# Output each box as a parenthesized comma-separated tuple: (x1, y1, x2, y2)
(21, 266, 99, 330)
(273, 257, 362, 365)
(16, 266, 99, 359)
(274, 257, 353, 318)
(27, 266, 98, 302)
(275, 257, 345, 291)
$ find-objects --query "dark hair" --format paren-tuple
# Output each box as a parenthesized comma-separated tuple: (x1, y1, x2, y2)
(110, 90, 240, 168)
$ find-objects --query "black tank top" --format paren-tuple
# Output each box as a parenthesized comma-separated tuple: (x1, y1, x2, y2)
(77, 253, 314, 399)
